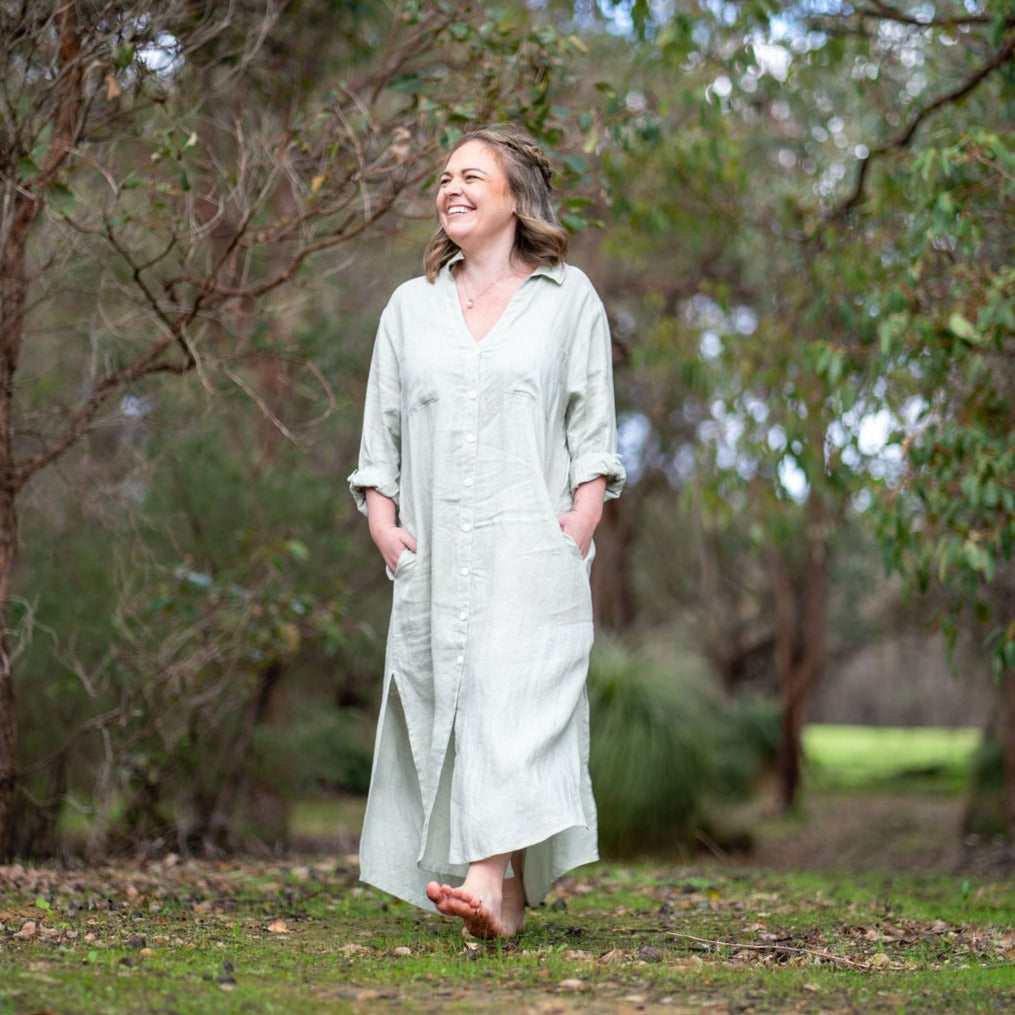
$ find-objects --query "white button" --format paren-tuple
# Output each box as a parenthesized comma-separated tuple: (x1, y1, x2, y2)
(458, 610, 468, 621)
(456, 654, 465, 664)
(465, 433, 476, 443)
(463, 477, 473, 487)
(467, 390, 477, 400)
(460, 566, 470, 577)
(461, 522, 472, 532)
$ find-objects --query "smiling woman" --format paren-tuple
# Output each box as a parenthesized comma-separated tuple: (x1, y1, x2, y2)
(348, 123, 625, 939)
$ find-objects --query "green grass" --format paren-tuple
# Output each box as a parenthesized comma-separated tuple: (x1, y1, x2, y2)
(7, 726, 1009, 1012)
(2, 856, 1012, 1013)
(804, 724, 981, 792)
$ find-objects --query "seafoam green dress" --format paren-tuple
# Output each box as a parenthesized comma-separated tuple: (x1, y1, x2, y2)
(348, 254, 625, 910)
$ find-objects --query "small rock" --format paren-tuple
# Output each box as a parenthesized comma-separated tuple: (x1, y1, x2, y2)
(636, 945, 663, 963)
(265, 919, 289, 934)
(392, 946, 412, 957)
(125, 934, 147, 949)
(558, 978, 588, 991)
(16, 921, 38, 939)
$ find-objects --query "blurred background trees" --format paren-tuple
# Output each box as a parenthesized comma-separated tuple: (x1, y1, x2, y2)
(1, 0, 1011, 858)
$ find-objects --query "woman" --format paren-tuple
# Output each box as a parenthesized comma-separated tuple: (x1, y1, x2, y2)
(348, 123, 624, 939)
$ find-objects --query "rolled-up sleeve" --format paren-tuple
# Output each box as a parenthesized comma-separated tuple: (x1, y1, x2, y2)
(348, 308, 402, 515)
(564, 293, 626, 500)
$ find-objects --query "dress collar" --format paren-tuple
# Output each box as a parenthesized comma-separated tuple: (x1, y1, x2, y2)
(443, 251, 565, 285)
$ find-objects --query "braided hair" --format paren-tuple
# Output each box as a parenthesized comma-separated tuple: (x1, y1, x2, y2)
(423, 123, 569, 282)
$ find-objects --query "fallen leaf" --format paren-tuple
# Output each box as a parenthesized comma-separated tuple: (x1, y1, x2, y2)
(598, 948, 626, 964)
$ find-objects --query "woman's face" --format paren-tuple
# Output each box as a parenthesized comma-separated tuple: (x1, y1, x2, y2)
(437, 140, 517, 252)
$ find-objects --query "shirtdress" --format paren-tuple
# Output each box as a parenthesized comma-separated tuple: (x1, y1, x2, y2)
(348, 253, 625, 911)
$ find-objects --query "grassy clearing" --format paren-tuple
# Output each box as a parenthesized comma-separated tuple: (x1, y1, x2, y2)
(803, 724, 981, 793)
(2, 854, 1012, 1013)
(5, 727, 1010, 1013)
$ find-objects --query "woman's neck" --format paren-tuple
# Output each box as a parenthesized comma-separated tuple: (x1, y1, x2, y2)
(455, 233, 520, 283)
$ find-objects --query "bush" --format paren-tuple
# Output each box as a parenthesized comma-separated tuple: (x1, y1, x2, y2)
(588, 637, 776, 857)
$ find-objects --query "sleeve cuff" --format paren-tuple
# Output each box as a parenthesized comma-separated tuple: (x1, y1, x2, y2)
(347, 466, 399, 516)
(569, 452, 626, 501)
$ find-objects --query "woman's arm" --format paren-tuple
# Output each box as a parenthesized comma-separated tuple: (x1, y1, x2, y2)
(366, 487, 417, 571)
(558, 475, 607, 557)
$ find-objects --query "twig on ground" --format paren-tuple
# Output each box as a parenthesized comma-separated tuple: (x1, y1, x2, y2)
(663, 930, 862, 968)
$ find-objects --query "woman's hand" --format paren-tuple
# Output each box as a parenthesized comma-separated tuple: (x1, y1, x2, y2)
(373, 524, 417, 572)
(365, 488, 417, 571)
(558, 476, 607, 558)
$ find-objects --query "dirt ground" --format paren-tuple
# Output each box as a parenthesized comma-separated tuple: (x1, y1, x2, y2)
(726, 788, 1013, 878)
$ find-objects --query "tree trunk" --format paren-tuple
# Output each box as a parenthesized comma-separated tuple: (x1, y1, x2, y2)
(1004, 667, 1015, 841)
(0, 206, 30, 855)
(0, 0, 83, 853)
(769, 493, 828, 812)
(204, 658, 286, 853)
(591, 498, 634, 629)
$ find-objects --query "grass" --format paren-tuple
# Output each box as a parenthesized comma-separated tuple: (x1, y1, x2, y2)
(804, 724, 981, 793)
(1, 857, 1012, 1013)
(3, 725, 1012, 1013)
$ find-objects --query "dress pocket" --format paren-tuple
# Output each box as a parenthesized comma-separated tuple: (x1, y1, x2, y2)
(385, 547, 418, 581)
(560, 530, 586, 561)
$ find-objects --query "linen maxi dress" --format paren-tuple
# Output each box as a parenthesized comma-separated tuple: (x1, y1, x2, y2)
(348, 253, 625, 911)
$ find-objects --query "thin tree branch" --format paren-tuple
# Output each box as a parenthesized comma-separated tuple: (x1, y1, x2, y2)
(12, 336, 189, 489)
(832, 31, 1015, 220)
(663, 931, 862, 968)
(860, 1, 1013, 29)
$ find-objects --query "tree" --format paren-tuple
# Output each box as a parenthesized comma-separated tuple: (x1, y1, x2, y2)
(590, 0, 1014, 809)
(870, 127, 1015, 834)
(0, 0, 591, 851)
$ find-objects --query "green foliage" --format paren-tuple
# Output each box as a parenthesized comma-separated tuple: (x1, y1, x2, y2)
(587, 639, 777, 856)
(869, 129, 1015, 671)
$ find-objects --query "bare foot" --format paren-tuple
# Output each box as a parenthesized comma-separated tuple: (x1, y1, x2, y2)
(499, 866, 526, 936)
(445, 883, 507, 939)
(426, 853, 526, 939)
(425, 881, 456, 915)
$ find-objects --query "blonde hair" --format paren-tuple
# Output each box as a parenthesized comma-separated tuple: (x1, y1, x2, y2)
(423, 123, 569, 282)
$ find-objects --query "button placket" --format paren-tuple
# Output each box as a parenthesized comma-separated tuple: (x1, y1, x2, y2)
(454, 353, 482, 676)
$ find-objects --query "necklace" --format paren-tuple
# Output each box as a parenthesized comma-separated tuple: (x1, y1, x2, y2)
(459, 267, 512, 309)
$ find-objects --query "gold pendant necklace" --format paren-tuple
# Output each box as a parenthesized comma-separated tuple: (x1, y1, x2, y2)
(461, 268, 511, 309)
